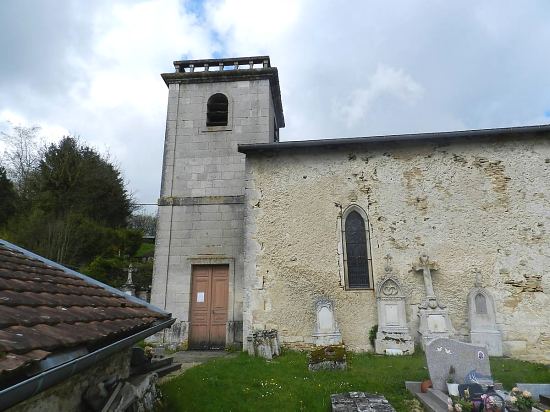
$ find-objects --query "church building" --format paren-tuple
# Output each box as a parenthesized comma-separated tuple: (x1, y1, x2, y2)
(150, 56, 549, 363)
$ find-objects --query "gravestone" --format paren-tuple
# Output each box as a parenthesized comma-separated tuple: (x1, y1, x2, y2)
(413, 255, 455, 349)
(247, 329, 280, 360)
(312, 297, 342, 346)
(426, 338, 492, 392)
(330, 392, 396, 412)
(375, 255, 414, 354)
(468, 271, 503, 356)
(121, 264, 137, 296)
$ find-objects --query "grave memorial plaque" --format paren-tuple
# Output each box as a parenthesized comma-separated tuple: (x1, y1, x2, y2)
(312, 298, 342, 346)
(426, 338, 492, 392)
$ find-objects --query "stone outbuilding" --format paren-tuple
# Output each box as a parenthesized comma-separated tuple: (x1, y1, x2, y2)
(0, 240, 173, 411)
(151, 55, 550, 363)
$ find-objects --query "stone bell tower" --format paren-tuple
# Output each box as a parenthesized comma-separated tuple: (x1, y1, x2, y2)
(151, 56, 284, 349)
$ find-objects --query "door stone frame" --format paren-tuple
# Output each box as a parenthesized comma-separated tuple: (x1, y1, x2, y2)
(187, 257, 235, 347)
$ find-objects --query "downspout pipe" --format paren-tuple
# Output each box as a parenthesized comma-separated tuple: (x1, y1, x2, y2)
(0, 318, 175, 411)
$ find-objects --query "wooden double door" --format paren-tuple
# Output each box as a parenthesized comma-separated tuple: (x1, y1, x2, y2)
(189, 265, 229, 349)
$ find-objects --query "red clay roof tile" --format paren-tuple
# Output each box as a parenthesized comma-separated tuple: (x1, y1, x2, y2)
(0, 242, 170, 379)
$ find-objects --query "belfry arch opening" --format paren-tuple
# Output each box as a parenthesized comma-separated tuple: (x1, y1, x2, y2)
(206, 93, 228, 126)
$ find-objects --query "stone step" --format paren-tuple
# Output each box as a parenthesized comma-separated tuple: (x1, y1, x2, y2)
(405, 381, 448, 412)
(416, 392, 447, 412)
(130, 356, 174, 376)
(155, 363, 182, 378)
(427, 388, 449, 407)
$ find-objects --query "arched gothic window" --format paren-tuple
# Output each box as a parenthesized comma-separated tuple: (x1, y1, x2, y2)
(206, 93, 228, 126)
(342, 206, 373, 289)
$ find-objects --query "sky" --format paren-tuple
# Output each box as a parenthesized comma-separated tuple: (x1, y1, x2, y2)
(1, 0, 550, 209)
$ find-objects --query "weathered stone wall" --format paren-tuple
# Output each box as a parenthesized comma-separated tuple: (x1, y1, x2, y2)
(244, 135, 550, 362)
(151, 78, 276, 346)
(8, 349, 131, 412)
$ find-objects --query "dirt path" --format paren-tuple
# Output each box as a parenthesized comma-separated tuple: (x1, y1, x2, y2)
(160, 350, 238, 382)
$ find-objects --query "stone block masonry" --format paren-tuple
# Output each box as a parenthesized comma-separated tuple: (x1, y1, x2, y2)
(151, 57, 284, 348)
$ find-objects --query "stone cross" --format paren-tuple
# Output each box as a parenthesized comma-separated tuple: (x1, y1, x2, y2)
(474, 270, 483, 288)
(384, 254, 393, 273)
(413, 255, 441, 308)
(124, 263, 136, 285)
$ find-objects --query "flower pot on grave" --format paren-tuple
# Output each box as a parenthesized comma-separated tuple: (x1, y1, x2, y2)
(420, 379, 432, 393)
(447, 382, 459, 396)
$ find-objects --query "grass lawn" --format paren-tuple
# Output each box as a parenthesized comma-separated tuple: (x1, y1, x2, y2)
(158, 350, 550, 412)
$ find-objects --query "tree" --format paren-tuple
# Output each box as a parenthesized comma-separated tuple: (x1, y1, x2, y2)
(0, 166, 16, 228)
(6, 136, 136, 267)
(29, 137, 133, 227)
(128, 213, 157, 237)
(0, 125, 43, 194)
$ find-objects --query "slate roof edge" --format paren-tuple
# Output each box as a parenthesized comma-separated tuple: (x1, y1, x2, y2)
(0, 239, 170, 316)
(0, 317, 175, 411)
(238, 123, 550, 154)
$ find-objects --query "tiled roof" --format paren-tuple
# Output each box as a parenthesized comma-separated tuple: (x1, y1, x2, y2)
(0, 242, 169, 381)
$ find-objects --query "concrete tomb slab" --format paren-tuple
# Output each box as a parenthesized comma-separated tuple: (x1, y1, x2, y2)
(375, 255, 414, 354)
(426, 338, 492, 392)
(516, 383, 550, 403)
(313, 297, 342, 346)
(468, 271, 503, 356)
(330, 392, 396, 412)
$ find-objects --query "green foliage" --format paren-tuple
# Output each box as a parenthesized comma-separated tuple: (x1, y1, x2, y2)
(159, 351, 550, 412)
(80, 243, 151, 289)
(3, 136, 137, 270)
(368, 324, 378, 348)
(490, 357, 550, 389)
(1, 129, 152, 289)
(449, 395, 473, 412)
(28, 137, 132, 226)
(160, 350, 428, 412)
(0, 166, 16, 227)
(135, 242, 155, 258)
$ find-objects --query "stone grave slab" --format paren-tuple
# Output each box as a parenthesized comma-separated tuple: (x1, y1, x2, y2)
(331, 392, 396, 412)
(309, 345, 347, 371)
(426, 338, 492, 392)
(517, 383, 550, 402)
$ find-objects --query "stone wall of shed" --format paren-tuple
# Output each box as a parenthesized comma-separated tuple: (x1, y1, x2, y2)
(243, 135, 550, 362)
(8, 348, 131, 412)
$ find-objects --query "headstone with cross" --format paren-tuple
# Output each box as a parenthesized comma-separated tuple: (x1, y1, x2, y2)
(413, 255, 455, 349)
(374, 254, 414, 355)
(121, 263, 137, 296)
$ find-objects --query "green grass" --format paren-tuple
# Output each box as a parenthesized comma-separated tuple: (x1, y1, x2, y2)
(158, 351, 550, 412)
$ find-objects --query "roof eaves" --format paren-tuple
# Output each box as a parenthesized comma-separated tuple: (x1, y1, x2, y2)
(0, 317, 174, 411)
(0, 239, 170, 316)
(238, 123, 550, 154)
